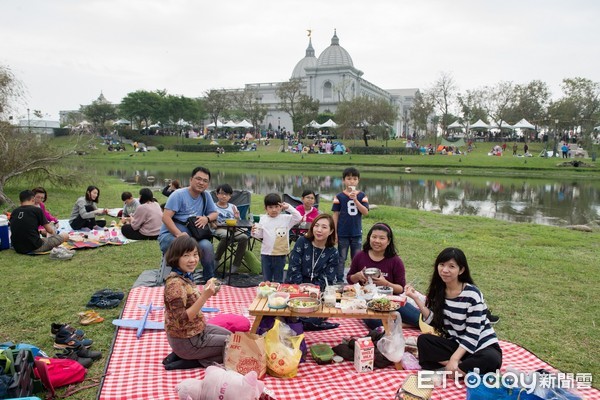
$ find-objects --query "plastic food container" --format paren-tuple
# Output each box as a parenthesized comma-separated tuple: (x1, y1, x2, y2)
(287, 297, 320, 313)
(268, 292, 290, 309)
(310, 343, 334, 364)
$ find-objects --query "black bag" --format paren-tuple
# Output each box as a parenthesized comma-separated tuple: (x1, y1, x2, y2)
(185, 192, 212, 241)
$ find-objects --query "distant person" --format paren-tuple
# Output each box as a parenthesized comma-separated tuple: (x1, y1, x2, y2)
(523, 143, 529, 154)
(332, 167, 369, 283)
(68, 185, 108, 230)
(252, 193, 302, 282)
(162, 179, 181, 198)
(561, 143, 570, 158)
(512, 143, 518, 156)
(159, 167, 218, 283)
(212, 184, 248, 274)
(32, 187, 59, 232)
(10, 190, 69, 254)
(121, 188, 162, 240)
(362, 128, 369, 147)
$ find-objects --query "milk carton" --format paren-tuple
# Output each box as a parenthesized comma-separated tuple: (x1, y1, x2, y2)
(354, 337, 374, 373)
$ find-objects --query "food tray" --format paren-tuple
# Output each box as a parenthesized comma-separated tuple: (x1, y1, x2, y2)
(367, 299, 401, 312)
(278, 284, 304, 298)
(287, 297, 320, 313)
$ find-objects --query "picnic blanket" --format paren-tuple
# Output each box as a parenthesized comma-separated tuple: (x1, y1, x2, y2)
(58, 219, 132, 248)
(99, 286, 599, 400)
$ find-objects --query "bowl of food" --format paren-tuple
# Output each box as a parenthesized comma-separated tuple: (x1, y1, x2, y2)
(268, 292, 290, 309)
(287, 297, 321, 314)
(363, 267, 381, 279)
(225, 218, 238, 226)
(367, 297, 401, 312)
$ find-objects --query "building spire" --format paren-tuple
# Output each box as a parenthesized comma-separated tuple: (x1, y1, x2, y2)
(331, 29, 339, 46)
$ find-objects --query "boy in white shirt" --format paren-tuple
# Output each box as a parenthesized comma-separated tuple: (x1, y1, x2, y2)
(252, 193, 302, 282)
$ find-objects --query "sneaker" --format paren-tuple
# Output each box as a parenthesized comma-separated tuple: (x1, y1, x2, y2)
(49, 247, 74, 260)
(54, 330, 93, 349)
(55, 348, 93, 368)
(91, 289, 125, 300)
(76, 346, 102, 361)
(86, 297, 121, 309)
(486, 309, 500, 325)
(51, 323, 85, 339)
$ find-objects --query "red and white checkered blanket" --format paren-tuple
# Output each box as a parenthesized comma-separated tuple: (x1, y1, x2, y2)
(99, 286, 599, 400)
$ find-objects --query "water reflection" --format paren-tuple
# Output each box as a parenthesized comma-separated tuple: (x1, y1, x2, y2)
(104, 167, 599, 227)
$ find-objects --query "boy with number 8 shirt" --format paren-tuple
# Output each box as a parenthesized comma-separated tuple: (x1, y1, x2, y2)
(332, 167, 369, 283)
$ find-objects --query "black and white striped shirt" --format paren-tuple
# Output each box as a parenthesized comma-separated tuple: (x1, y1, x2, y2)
(424, 283, 498, 354)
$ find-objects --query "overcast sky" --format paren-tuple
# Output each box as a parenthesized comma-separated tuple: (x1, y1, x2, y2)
(2, 0, 599, 121)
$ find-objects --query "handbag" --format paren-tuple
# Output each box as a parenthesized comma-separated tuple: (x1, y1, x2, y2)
(184, 192, 213, 241)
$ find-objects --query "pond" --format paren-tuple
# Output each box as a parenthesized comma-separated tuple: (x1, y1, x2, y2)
(101, 165, 600, 227)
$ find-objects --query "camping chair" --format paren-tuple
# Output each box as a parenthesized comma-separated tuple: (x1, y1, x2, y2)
(210, 189, 253, 275)
(282, 193, 320, 243)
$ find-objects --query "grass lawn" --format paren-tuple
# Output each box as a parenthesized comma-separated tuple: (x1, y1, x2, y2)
(0, 135, 598, 398)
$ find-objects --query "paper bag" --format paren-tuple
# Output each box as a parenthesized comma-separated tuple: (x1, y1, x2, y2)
(224, 332, 267, 379)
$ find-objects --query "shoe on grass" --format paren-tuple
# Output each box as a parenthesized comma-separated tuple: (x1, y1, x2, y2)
(51, 323, 85, 339)
(91, 289, 125, 300)
(53, 330, 93, 350)
(55, 348, 93, 368)
(86, 297, 121, 309)
(78, 310, 104, 325)
(49, 247, 74, 260)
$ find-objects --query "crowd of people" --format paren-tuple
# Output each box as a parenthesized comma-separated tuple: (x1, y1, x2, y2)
(6, 164, 501, 380)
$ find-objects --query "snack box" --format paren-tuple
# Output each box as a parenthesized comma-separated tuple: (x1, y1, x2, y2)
(387, 295, 407, 306)
(339, 298, 367, 314)
(310, 343, 334, 365)
(299, 283, 320, 299)
(257, 282, 279, 298)
(277, 284, 304, 298)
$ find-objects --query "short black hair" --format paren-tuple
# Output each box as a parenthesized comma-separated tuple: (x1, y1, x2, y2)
(139, 188, 154, 204)
(19, 190, 35, 203)
(264, 193, 281, 206)
(301, 189, 316, 198)
(121, 191, 133, 201)
(342, 167, 360, 178)
(191, 166, 211, 180)
(215, 184, 233, 195)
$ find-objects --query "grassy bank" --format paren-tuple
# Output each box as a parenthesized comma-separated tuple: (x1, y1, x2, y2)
(1, 174, 598, 398)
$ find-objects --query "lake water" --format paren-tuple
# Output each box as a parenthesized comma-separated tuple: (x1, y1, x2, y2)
(103, 166, 600, 227)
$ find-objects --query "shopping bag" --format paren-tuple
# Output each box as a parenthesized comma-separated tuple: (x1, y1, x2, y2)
(377, 311, 405, 363)
(264, 319, 304, 378)
(224, 332, 267, 379)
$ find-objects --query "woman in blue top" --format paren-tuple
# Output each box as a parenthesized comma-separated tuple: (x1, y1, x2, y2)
(286, 214, 338, 290)
(406, 247, 501, 376)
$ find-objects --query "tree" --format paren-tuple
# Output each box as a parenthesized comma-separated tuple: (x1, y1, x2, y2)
(457, 89, 487, 128)
(408, 90, 434, 135)
(0, 65, 82, 207)
(480, 81, 517, 130)
(204, 89, 231, 135)
(81, 95, 117, 134)
(276, 78, 305, 132)
(504, 80, 551, 127)
(230, 88, 268, 134)
(119, 90, 163, 130)
(335, 96, 397, 140)
(427, 72, 457, 134)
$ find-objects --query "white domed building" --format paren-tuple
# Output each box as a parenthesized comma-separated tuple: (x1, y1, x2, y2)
(240, 30, 417, 137)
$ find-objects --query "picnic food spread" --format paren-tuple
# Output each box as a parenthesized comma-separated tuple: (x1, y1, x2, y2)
(367, 298, 401, 312)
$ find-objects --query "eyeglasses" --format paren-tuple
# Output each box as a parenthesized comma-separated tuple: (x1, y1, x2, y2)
(192, 176, 210, 183)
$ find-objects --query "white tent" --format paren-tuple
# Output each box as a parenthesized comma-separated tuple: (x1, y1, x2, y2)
(491, 120, 513, 130)
(319, 118, 338, 128)
(470, 119, 489, 130)
(304, 120, 320, 128)
(224, 120, 238, 128)
(176, 119, 190, 126)
(114, 118, 130, 125)
(593, 125, 600, 131)
(512, 118, 536, 130)
(206, 120, 224, 128)
(448, 120, 464, 129)
(238, 119, 253, 128)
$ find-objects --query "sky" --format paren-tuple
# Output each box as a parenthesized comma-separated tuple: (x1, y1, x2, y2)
(2, 0, 599, 121)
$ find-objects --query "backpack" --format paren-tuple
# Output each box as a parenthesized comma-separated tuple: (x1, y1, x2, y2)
(34, 356, 86, 397)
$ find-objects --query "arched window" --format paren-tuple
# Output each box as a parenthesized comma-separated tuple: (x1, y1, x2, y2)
(323, 81, 332, 99)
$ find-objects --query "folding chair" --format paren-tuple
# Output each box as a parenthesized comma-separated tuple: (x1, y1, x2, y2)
(210, 189, 254, 275)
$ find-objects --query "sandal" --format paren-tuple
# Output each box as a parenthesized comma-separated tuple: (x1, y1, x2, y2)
(78, 310, 104, 325)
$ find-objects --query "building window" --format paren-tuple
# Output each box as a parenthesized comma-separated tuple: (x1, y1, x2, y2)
(323, 82, 332, 99)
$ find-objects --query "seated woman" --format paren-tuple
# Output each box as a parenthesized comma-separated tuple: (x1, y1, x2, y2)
(68, 186, 108, 230)
(121, 188, 162, 240)
(295, 190, 319, 224)
(32, 187, 59, 231)
(163, 236, 231, 369)
(346, 222, 420, 328)
(405, 247, 502, 376)
(161, 179, 181, 198)
(286, 214, 338, 290)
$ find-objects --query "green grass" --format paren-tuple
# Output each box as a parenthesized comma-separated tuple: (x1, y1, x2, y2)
(1, 136, 599, 398)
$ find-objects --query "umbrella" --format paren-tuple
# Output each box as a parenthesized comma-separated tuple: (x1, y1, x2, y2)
(469, 119, 489, 130)
(319, 119, 338, 128)
(512, 118, 536, 130)
(238, 120, 253, 128)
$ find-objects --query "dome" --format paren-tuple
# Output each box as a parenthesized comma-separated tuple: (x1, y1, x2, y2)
(317, 30, 354, 68)
(292, 38, 317, 78)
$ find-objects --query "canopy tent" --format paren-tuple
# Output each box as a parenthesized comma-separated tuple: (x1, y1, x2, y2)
(469, 119, 490, 130)
(238, 119, 253, 128)
(447, 120, 464, 130)
(512, 118, 536, 130)
(593, 125, 600, 131)
(490, 120, 513, 130)
(224, 120, 238, 128)
(206, 120, 224, 128)
(113, 118, 131, 125)
(78, 120, 91, 127)
(440, 137, 466, 148)
(304, 120, 320, 128)
(176, 119, 190, 126)
(319, 118, 338, 128)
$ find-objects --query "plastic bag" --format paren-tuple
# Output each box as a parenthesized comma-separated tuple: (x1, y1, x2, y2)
(264, 319, 304, 378)
(376, 311, 405, 363)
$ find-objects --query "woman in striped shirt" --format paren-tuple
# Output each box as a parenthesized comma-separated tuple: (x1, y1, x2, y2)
(405, 247, 502, 376)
